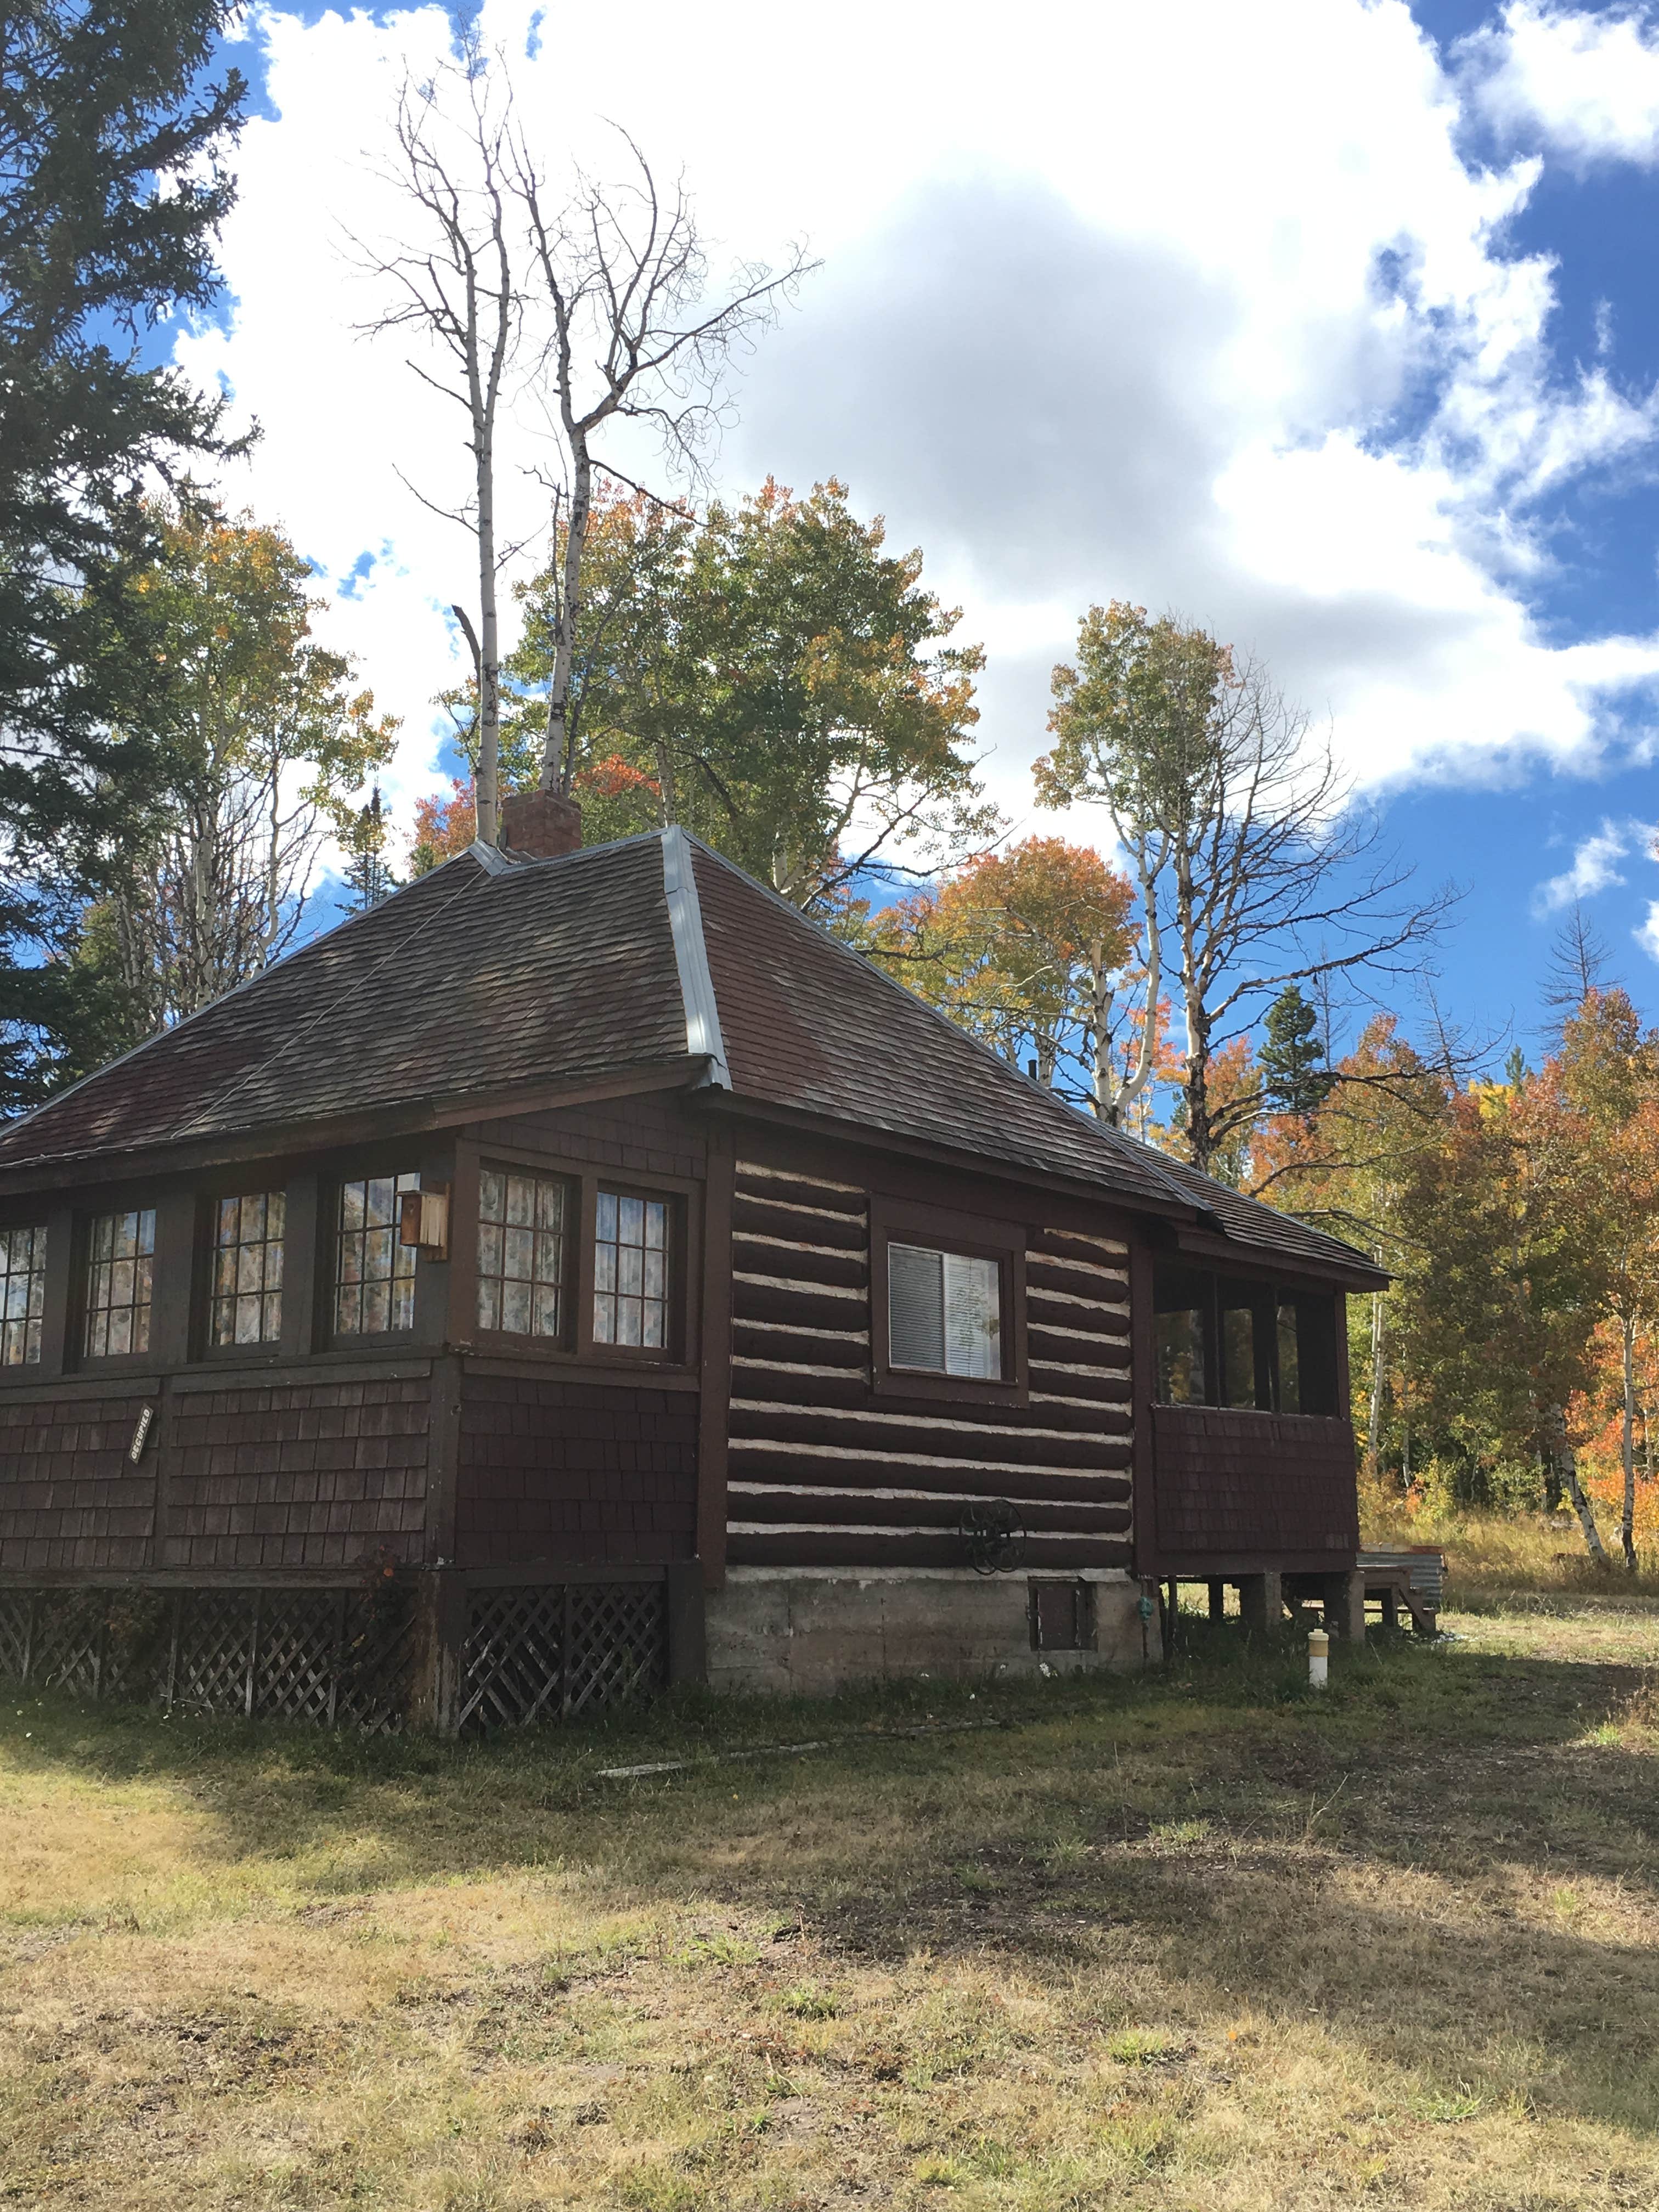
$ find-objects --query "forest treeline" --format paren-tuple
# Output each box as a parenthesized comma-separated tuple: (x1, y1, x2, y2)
(2, 3, 1650, 1563)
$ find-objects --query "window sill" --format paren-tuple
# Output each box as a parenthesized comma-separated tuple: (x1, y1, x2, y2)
(1153, 1398, 1342, 1423)
(873, 1366, 1029, 1410)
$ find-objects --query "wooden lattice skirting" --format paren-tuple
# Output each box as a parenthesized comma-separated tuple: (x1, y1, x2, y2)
(0, 1582, 417, 1733)
(458, 1580, 667, 1733)
(0, 1575, 676, 1734)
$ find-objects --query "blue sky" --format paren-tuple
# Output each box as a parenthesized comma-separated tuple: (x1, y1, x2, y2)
(182, 1, 1659, 1063)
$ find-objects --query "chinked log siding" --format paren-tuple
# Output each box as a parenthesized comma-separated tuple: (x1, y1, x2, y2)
(726, 1160, 1135, 1571)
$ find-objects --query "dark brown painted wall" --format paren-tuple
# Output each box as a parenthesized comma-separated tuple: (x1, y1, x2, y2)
(455, 1373, 697, 1567)
(0, 1077, 1362, 1589)
(1149, 1404, 1359, 1575)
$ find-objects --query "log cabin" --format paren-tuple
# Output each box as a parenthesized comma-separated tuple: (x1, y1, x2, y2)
(0, 793, 1386, 1728)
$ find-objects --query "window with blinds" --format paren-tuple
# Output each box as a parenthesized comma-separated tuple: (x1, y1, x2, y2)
(887, 1242, 1002, 1379)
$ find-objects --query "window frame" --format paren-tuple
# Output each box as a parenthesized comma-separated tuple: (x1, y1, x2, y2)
(199, 1185, 289, 1361)
(75, 1203, 159, 1369)
(471, 1158, 578, 1352)
(452, 1139, 701, 1374)
(1151, 1259, 1341, 1417)
(324, 1164, 425, 1348)
(585, 1176, 686, 1363)
(869, 1194, 1028, 1407)
(0, 1219, 49, 1370)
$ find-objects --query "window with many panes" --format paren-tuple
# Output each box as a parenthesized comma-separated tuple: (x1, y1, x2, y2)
(84, 1208, 155, 1358)
(335, 1172, 419, 1335)
(0, 1225, 47, 1366)
(888, 1242, 1003, 1379)
(593, 1190, 669, 1348)
(211, 1191, 285, 1348)
(477, 1165, 568, 1338)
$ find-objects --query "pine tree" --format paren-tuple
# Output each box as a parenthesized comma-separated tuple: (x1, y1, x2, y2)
(1260, 983, 1333, 1118)
(342, 788, 397, 912)
(0, 1, 248, 1110)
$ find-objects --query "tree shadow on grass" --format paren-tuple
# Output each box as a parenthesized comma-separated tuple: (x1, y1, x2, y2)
(6, 1630, 1659, 2136)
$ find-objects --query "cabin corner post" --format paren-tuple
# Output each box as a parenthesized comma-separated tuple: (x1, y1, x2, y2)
(695, 1124, 735, 1592)
(408, 1564, 466, 1735)
(427, 1353, 462, 1567)
(665, 1560, 707, 1684)
(1128, 1235, 1159, 1587)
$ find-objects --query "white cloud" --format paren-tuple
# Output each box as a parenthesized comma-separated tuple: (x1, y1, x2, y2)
(177, 0, 1659, 863)
(1638, 901, 1659, 962)
(1532, 815, 1659, 913)
(1463, 2, 1659, 168)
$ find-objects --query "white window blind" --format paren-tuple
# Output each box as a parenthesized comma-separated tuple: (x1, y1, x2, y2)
(888, 1243, 1002, 1379)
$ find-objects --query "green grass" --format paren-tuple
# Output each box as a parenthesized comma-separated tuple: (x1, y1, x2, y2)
(4, 1599, 1659, 2206)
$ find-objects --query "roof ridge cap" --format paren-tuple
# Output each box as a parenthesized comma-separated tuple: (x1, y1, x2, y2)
(661, 826, 730, 1088)
(681, 833, 1203, 1210)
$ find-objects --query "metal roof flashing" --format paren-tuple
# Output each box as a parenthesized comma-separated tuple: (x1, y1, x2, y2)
(661, 826, 731, 1090)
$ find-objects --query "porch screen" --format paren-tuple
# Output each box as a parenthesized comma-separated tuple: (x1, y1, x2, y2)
(888, 1243, 1002, 1379)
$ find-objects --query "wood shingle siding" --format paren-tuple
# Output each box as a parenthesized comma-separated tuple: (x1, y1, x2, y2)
(0, 1389, 156, 1570)
(1150, 1404, 1359, 1572)
(456, 1373, 698, 1567)
(164, 1376, 431, 1570)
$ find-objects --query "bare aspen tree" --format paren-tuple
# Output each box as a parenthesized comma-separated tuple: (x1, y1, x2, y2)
(1042, 604, 1452, 1174)
(510, 133, 815, 797)
(357, 52, 519, 847)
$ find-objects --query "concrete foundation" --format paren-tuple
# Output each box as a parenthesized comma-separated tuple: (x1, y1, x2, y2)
(705, 1569, 1153, 1696)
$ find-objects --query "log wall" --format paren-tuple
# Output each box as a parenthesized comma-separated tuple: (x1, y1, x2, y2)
(724, 1150, 1136, 1571)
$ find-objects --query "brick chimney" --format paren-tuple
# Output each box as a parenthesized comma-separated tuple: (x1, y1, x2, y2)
(499, 788, 583, 859)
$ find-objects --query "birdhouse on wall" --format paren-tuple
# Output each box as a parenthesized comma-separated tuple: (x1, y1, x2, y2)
(399, 1186, 450, 1260)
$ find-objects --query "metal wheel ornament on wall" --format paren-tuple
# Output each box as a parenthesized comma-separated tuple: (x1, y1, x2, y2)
(960, 1499, 1026, 1576)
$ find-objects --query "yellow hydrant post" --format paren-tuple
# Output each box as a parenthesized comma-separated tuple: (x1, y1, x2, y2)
(1308, 1627, 1329, 1690)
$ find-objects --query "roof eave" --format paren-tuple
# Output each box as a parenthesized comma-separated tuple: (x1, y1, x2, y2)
(0, 1057, 711, 1197)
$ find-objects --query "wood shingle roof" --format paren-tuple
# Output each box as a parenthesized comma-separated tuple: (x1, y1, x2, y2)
(0, 827, 1383, 1284)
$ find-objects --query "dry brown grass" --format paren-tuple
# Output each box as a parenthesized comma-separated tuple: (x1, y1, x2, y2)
(4, 1600, 1659, 2209)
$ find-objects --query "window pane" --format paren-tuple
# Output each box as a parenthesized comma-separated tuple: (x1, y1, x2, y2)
(944, 1252, 1002, 1379)
(1277, 1301, 1301, 1414)
(211, 1190, 285, 1350)
(1222, 1303, 1256, 1408)
(1154, 1308, 1206, 1403)
(888, 1244, 946, 1371)
(0, 1223, 46, 1366)
(335, 1172, 419, 1334)
(83, 1209, 154, 1359)
(594, 1188, 670, 1351)
(476, 1164, 569, 1339)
